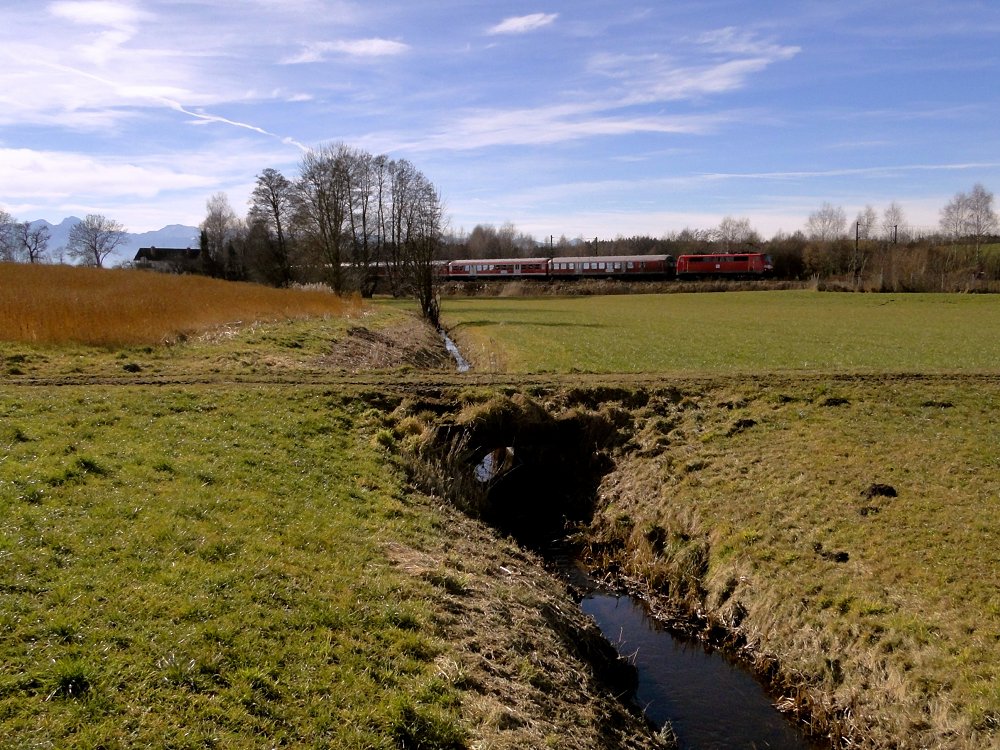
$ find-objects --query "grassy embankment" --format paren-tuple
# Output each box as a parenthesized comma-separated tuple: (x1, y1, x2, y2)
(0, 264, 661, 750)
(439, 291, 1000, 749)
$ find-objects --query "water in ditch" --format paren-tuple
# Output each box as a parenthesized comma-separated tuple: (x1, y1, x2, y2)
(578, 582, 819, 749)
(440, 329, 470, 372)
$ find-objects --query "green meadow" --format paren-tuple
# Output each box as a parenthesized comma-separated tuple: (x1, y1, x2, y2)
(438, 289, 1000, 748)
(3, 271, 1000, 749)
(442, 291, 1000, 373)
(0, 281, 658, 750)
(0, 385, 470, 748)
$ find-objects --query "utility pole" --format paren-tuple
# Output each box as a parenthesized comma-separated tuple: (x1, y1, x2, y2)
(854, 221, 861, 283)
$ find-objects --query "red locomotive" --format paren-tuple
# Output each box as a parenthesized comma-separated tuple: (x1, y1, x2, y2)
(674, 253, 773, 280)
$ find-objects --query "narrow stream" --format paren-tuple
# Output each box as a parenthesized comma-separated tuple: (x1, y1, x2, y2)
(440, 328, 470, 372)
(582, 591, 818, 749)
(556, 560, 818, 750)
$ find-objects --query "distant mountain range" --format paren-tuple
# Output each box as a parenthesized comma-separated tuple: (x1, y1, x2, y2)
(28, 217, 200, 266)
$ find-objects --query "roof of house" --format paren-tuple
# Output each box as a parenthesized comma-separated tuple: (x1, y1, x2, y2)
(134, 247, 200, 262)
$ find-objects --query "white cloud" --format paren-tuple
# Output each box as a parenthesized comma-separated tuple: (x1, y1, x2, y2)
(0, 147, 214, 202)
(47, 1, 145, 28)
(282, 38, 410, 64)
(590, 29, 800, 107)
(697, 26, 800, 60)
(487, 13, 558, 35)
(0, 140, 301, 230)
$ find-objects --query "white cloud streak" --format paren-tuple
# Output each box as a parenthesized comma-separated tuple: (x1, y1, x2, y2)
(282, 38, 410, 64)
(487, 12, 558, 35)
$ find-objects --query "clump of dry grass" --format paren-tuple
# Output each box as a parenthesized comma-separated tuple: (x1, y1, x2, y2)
(0, 263, 361, 347)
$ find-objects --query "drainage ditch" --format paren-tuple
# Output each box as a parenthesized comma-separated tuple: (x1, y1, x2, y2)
(415, 393, 823, 749)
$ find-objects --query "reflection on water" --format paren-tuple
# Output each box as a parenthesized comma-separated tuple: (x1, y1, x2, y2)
(582, 593, 816, 750)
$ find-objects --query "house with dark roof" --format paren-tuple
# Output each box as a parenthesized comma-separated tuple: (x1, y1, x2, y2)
(134, 247, 201, 273)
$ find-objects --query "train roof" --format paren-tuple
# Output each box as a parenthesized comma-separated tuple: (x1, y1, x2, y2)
(552, 254, 673, 263)
(676, 251, 766, 258)
(448, 257, 551, 264)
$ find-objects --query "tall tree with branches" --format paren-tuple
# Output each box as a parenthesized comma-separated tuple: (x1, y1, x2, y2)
(249, 168, 296, 285)
(200, 193, 242, 278)
(66, 214, 127, 267)
(14, 221, 50, 263)
(0, 209, 15, 261)
(392, 162, 444, 325)
(295, 144, 352, 292)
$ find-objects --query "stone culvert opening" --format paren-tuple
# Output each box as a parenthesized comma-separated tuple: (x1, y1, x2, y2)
(418, 394, 625, 546)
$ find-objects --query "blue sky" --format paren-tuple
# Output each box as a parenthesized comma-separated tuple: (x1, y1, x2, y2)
(1, 0, 999, 240)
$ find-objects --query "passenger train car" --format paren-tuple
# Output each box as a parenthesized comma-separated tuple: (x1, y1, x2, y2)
(442, 252, 773, 282)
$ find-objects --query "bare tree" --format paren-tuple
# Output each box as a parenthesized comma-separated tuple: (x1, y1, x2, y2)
(66, 214, 127, 267)
(344, 148, 381, 296)
(939, 190, 970, 241)
(806, 203, 847, 241)
(396, 168, 444, 325)
(714, 216, 759, 250)
(248, 168, 296, 285)
(295, 144, 352, 292)
(0, 209, 15, 261)
(855, 205, 877, 241)
(966, 183, 997, 257)
(200, 193, 242, 278)
(940, 184, 997, 260)
(881, 202, 906, 243)
(15, 221, 50, 263)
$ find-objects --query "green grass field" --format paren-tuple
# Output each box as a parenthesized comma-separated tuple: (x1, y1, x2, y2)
(442, 291, 1000, 373)
(0, 385, 472, 747)
(0, 287, 658, 750)
(4, 271, 999, 749)
(437, 290, 1000, 748)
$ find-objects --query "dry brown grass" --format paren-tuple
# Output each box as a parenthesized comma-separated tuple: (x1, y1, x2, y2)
(0, 263, 361, 347)
(579, 377, 1000, 749)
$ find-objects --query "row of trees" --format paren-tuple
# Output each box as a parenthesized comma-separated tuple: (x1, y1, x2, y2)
(3, 178, 996, 296)
(199, 144, 444, 323)
(445, 184, 998, 288)
(0, 212, 128, 267)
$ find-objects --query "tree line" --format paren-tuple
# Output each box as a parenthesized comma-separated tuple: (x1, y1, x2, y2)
(447, 183, 999, 290)
(2, 178, 997, 296)
(197, 144, 443, 324)
(0, 212, 128, 268)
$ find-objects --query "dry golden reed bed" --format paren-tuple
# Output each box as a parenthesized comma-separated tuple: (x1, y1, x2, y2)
(0, 263, 360, 347)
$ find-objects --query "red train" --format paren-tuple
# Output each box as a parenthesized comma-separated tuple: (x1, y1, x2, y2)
(442, 253, 773, 282)
(675, 252, 774, 279)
